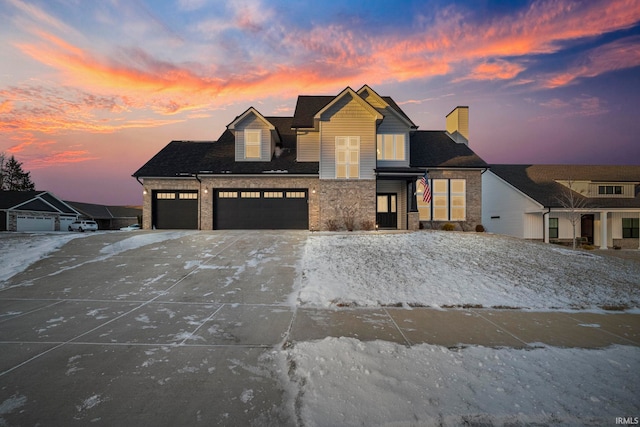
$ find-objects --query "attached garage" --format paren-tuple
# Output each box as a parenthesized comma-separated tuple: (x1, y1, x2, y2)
(214, 189, 308, 229)
(17, 215, 55, 231)
(152, 190, 199, 229)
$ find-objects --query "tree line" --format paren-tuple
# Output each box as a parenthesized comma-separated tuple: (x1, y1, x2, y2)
(0, 152, 35, 191)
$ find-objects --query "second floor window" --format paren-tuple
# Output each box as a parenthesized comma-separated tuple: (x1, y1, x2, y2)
(245, 129, 261, 159)
(598, 185, 622, 195)
(336, 136, 359, 178)
(376, 134, 405, 160)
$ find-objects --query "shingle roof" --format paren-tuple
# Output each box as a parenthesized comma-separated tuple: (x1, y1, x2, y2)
(0, 191, 78, 214)
(410, 131, 488, 168)
(490, 164, 640, 208)
(291, 96, 334, 128)
(66, 201, 141, 219)
(133, 117, 319, 177)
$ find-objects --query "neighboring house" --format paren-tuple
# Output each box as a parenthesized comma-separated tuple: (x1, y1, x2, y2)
(134, 85, 487, 231)
(0, 191, 80, 231)
(482, 165, 640, 249)
(66, 201, 142, 230)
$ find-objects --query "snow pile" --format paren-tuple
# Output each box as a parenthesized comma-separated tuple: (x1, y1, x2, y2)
(281, 337, 640, 426)
(298, 232, 640, 309)
(0, 233, 84, 284)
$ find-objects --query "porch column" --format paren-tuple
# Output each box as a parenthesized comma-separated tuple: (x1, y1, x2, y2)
(599, 211, 608, 249)
(408, 180, 418, 212)
(543, 212, 549, 244)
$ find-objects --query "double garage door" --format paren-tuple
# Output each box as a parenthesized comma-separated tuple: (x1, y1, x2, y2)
(214, 189, 308, 229)
(152, 189, 308, 229)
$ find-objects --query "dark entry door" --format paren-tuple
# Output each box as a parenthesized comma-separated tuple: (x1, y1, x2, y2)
(376, 193, 397, 228)
(581, 214, 594, 244)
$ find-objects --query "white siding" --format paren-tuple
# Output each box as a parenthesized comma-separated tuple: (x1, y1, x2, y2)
(482, 171, 543, 238)
(297, 131, 320, 161)
(234, 114, 272, 162)
(319, 94, 377, 180)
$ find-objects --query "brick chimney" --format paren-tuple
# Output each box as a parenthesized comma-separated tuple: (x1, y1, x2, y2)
(446, 106, 469, 144)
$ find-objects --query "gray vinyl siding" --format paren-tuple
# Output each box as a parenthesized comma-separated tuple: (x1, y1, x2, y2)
(319, 94, 377, 180)
(377, 180, 407, 229)
(297, 131, 320, 161)
(234, 114, 273, 162)
(376, 113, 410, 168)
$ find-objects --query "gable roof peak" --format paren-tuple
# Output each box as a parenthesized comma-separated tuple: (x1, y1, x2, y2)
(313, 86, 384, 121)
(227, 106, 275, 131)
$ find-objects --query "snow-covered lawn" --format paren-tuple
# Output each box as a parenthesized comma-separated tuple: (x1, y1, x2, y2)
(298, 231, 640, 310)
(278, 337, 639, 426)
(0, 232, 85, 283)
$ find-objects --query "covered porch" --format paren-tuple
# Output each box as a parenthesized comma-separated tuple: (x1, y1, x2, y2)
(543, 209, 640, 249)
(375, 168, 424, 230)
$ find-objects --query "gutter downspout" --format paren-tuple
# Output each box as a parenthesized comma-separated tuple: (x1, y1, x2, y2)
(194, 174, 202, 230)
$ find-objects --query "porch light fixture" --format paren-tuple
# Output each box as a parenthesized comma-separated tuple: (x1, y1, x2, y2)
(143, 189, 148, 195)
(204, 188, 209, 194)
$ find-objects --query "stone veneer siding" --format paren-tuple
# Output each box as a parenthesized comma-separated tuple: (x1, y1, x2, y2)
(421, 169, 483, 231)
(318, 180, 376, 230)
(141, 177, 321, 230)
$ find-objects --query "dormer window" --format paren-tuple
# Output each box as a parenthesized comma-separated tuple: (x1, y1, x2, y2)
(245, 129, 261, 159)
(598, 185, 622, 195)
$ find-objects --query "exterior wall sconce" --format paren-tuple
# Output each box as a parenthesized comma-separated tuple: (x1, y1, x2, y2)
(204, 188, 209, 194)
(143, 189, 148, 195)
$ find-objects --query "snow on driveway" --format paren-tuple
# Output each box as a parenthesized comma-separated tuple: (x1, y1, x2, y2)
(298, 231, 640, 310)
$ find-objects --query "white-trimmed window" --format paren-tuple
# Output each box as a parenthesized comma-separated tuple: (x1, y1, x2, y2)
(244, 129, 261, 159)
(376, 134, 405, 160)
(336, 136, 359, 179)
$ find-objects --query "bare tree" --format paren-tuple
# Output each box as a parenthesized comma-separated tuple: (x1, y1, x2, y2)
(556, 179, 589, 249)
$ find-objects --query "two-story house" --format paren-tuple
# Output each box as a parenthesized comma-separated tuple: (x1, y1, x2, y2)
(482, 165, 640, 249)
(133, 85, 488, 231)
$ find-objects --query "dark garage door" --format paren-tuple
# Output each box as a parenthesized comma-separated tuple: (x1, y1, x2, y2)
(214, 189, 308, 229)
(152, 190, 198, 229)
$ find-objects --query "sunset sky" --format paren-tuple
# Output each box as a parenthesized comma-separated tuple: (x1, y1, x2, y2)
(1, 0, 639, 205)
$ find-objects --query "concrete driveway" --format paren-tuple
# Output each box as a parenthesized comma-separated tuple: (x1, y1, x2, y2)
(0, 230, 304, 426)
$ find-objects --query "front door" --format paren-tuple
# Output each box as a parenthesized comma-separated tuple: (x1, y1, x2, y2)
(581, 214, 594, 244)
(377, 193, 397, 229)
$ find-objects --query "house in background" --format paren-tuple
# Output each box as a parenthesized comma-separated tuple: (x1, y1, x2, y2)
(134, 85, 487, 231)
(0, 191, 80, 231)
(482, 165, 640, 249)
(66, 201, 141, 230)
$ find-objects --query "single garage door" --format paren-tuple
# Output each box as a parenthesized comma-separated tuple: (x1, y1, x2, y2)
(17, 215, 55, 231)
(214, 189, 308, 229)
(152, 190, 198, 229)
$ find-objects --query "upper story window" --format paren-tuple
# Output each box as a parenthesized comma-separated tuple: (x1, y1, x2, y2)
(598, 185, 622, 195)
(244, 129, 261, 159)
(336, 136, 359, 179)
(376, 134, 405, 160)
